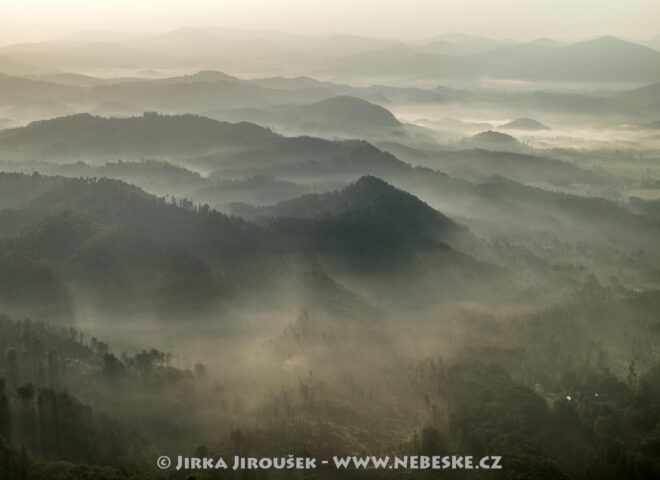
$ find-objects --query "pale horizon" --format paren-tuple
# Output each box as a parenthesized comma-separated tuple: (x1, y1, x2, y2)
(0, 0, 659, 46)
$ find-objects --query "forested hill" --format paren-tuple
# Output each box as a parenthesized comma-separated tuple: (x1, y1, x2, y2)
(260, 175, 471, 260)
(253, 175, 463, 251)
(265, 175, 451, 223)
(0, 173, 481, 320)
(0, 112, 280, 159)
(0, 173, 463, 250)
(0, 315, 198, 477)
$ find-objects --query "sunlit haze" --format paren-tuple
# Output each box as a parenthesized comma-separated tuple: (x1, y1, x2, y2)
(0, 0, 659, 45)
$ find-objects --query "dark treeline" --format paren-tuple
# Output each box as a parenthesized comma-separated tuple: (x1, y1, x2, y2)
(2, 281, 659, 479)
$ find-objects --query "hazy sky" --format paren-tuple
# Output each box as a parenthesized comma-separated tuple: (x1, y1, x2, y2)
(0, 0, 658, 45)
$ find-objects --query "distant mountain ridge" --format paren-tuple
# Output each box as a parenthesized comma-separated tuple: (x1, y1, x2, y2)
(2, 30, 659, 82)
(332, 36, 660, 82)
(211, 95, 402, 136)
(0, 112, 280, 159)
(500, 117, 550, 131)
(0, 113, 426, 183)
(461, 130, 525, 152)
(295, 96, 401, 128)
